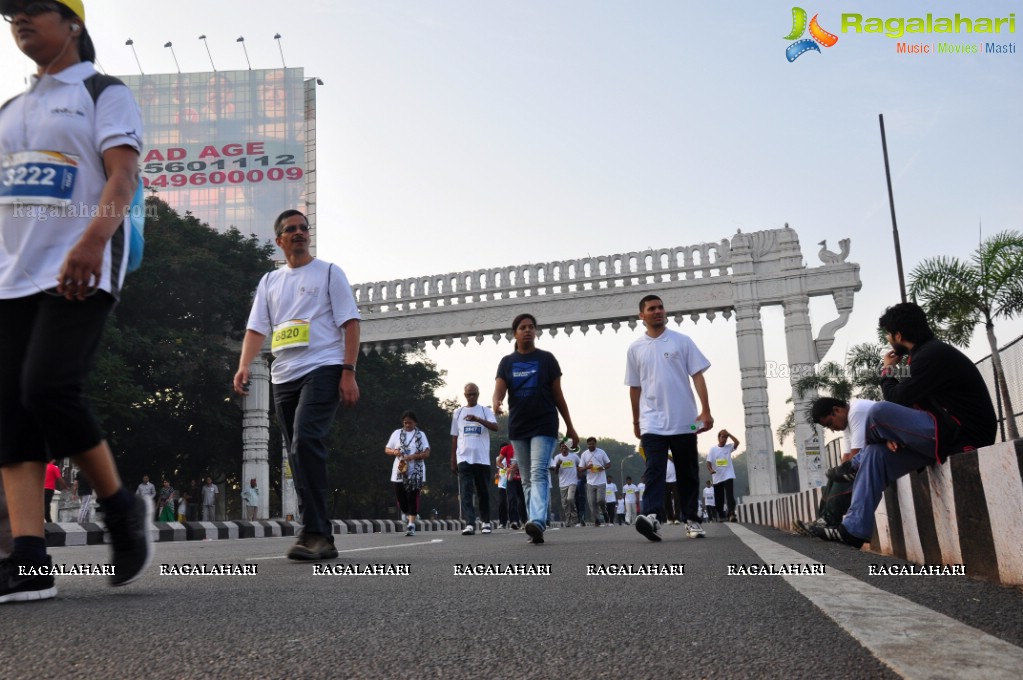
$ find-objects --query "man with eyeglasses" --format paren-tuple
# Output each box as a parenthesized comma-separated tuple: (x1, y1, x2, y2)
(233, 209, 361, 561)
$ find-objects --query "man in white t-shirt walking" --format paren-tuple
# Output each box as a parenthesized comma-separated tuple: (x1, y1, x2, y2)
(234, 209, 361, 561)
(707, 429, 740, 522)
(604, 475, 619, 525)
(451, 383, 498, 535)
(625, 294, 713, 542)
(621, 476, 639, 525)
(550, 442, 581, 526)
(702, 481, 717, 522)
(579, 438, 611, 527)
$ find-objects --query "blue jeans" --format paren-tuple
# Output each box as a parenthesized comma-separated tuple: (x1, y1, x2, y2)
(640, 433, 699, 524)
(842, 401, 937, 540)
(273, 364, 342, 537)
(510, 436, 557, 531)
(457, 462, 491, 524)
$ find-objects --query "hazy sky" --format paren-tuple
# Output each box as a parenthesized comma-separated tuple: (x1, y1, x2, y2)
(4, 1, 1020, 462)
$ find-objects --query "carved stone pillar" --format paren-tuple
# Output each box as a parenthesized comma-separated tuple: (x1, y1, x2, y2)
(783, 295, 825, 490)
(241, 354, 271, 519)
(733, 300, 778, 497)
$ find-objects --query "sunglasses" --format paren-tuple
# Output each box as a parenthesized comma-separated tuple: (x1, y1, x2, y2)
(2, 1, 63, 22)
(280, 223, 310, 234)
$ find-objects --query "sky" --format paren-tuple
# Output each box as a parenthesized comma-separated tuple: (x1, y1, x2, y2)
(3, 1, 1020, 463)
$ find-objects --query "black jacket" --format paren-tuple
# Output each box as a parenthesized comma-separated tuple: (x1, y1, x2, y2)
(880, 337, 997, 462)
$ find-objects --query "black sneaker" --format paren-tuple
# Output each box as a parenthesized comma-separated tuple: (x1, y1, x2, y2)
(287, 532, 338, 560)
(524, 521, 544, 544)
(0, 555, 58, 603)
(105, 495, 154, 586)
(804, 522, 866, 548)
(826, 460, 857, 483)
(635, 514, 662, 542)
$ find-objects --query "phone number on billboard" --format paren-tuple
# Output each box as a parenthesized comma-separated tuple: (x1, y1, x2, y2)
(142, 158, 304, 188)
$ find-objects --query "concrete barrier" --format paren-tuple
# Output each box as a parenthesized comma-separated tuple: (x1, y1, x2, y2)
(736, 439, 1023, 586)
(44, 517, 473, 547)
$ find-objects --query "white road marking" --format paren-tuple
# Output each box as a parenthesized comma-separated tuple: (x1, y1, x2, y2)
(248, 538, 444, 561)
(728, 523, 1023, 679)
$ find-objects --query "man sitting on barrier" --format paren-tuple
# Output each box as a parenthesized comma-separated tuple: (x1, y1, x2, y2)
(799, 302, 996, 548)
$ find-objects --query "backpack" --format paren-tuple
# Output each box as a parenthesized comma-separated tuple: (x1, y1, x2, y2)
(2, 73, 145, 273)
(818, 476, 853, 526)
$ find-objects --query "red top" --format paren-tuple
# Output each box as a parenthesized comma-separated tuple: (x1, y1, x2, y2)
(498, 444, 520, 481)
(44, 463, 63, 491)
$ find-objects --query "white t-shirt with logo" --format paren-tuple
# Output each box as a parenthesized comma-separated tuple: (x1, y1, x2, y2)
(247, 258, 360, 384)
(710, 443, 736, 484)
(0, 62, 142, 300)
(450, 404, 495, 465)
(703, 486, 716, 507)
(622, 483, 638, 503)
(579, 448, 611, 485)
(551, 452, 581, 488)
(604, 482, 618, 503)
(625, 329, 711, 436)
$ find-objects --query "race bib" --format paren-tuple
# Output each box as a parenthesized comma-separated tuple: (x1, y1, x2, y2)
(716, 458, 728, 468)
(271, 319, 310, 352)
(0, 151, 78, 206)
(560, 460, 575, 468)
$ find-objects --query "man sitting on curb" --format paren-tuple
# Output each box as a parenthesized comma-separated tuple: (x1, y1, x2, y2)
(795, 396, 874, 536)
(798, 302, 996, 548)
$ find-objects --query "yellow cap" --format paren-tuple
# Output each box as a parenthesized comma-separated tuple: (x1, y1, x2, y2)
(56, 0, 85, 23)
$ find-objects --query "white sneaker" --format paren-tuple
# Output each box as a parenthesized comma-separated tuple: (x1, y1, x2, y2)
(635, 514, 661, 542)
(406, 522, 416, 536)
(685, 521, 706, 539)
(481, 523, 492, 535)
(462, 524, 476, 536)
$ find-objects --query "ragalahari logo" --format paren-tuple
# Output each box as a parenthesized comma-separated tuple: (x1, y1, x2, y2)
(784, 7, 839, 61)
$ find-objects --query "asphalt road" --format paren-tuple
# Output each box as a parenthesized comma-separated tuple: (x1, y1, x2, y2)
(2, 522, 1022, 679)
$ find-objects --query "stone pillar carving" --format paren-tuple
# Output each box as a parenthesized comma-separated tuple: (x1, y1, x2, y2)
(241, 354, 271, 519)
(782, 295, 825, 490)
(733, 300, 778, 496)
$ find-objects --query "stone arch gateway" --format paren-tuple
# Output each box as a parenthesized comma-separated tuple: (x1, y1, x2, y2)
(241, 225, 860, 509)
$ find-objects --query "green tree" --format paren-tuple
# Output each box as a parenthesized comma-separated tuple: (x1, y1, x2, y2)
(909, 230, 1023, 440)
(87, 197, 276, 488)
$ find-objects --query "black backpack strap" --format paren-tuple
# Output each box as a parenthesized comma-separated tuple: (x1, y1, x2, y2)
(82, 73, 126, 104)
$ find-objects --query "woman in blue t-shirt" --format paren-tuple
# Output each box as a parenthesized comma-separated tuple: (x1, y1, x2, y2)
(493, 313, 578, 545)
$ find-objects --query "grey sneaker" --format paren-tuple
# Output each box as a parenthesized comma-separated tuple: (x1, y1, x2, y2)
(461, 524, 476, 536)
(105, 495, 154, 586)
(635, 514, 661, 542)
(287, 532, 338, 560)
(405, 522, 416, 537)
(480, 523, 492, 535)
(685, 521, 706, 539)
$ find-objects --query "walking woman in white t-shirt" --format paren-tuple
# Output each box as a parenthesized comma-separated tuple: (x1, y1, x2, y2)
(385, 411, 430, 536)
(0, 0, 151, 604)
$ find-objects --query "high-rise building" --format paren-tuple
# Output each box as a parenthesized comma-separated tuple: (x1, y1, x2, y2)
(119, 67, 316, 249)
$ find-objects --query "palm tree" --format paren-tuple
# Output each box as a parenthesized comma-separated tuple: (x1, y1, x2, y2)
(909, 230, 1023, 440)
(776, 342, 884, 445)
